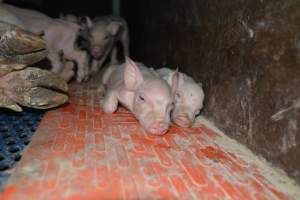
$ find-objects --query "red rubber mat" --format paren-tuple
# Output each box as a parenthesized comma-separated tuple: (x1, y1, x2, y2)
(0, 83, 296, 200)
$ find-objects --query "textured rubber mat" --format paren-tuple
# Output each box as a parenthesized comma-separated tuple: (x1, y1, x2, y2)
(0, 109, 44, 190)
(0, 83, 298, 200)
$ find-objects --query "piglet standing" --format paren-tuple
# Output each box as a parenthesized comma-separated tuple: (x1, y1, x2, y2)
(1, 3, 89, 83)
(157, 68, 204, 128)
(100, 58, 178, 135)
(80, 16, 129, 75)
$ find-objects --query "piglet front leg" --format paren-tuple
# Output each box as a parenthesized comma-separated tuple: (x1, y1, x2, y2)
(70, 49, 89, 83)
(102, 90, 118, 113)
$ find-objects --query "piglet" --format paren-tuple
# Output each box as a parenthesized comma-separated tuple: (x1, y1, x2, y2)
(60, 14, 78, 23)
(100, 58, 178, 135)
(80, 16, 129, 75)
(157, 68, 204, 128)
(1, 3, 89, 83)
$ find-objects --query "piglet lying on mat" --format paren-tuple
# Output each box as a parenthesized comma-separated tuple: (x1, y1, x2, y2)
(99, 57, 178, 135)
(157, 68, 204, 128)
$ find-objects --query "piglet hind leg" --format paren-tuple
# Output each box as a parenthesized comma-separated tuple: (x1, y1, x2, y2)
(102, 90, 118, 113)
(48, 52, 63, 74)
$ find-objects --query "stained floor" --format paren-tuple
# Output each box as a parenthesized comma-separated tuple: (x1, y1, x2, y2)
(0, 80, 299, 200)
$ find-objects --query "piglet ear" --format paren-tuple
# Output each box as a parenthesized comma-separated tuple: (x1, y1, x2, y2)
(124, 57, 144, 91)
(108, 22, 122, 35)
(79, 16, 93, 28)
(166, 68, 184, 86)
(170, 68, 180, 98)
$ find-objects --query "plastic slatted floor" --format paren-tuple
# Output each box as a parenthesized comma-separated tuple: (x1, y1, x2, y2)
(0, 109, 44, 191)
(0, 82, 296, 200)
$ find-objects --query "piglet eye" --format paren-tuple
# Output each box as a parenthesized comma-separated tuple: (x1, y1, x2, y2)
(176, 93, 181, 98)
(138, 96, 145, 101)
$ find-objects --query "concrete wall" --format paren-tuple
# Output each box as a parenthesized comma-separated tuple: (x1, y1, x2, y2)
(124, 0, 300, 183)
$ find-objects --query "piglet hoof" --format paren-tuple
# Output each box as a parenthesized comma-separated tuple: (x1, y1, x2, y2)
(99, 98, 105, 108)
(60, 61, 75, 82)
(97, 84, 106, 97)
(61, 71, 74, 83)
(82, 75, 90, 82)
(76, 76, 83, 83)
(76, 74, 90, 83)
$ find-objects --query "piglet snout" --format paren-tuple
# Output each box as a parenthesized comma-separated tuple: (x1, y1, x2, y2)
(148, 122, 168, 135)
(91, 46, 103, 59)
(174, 115, 192, 128)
